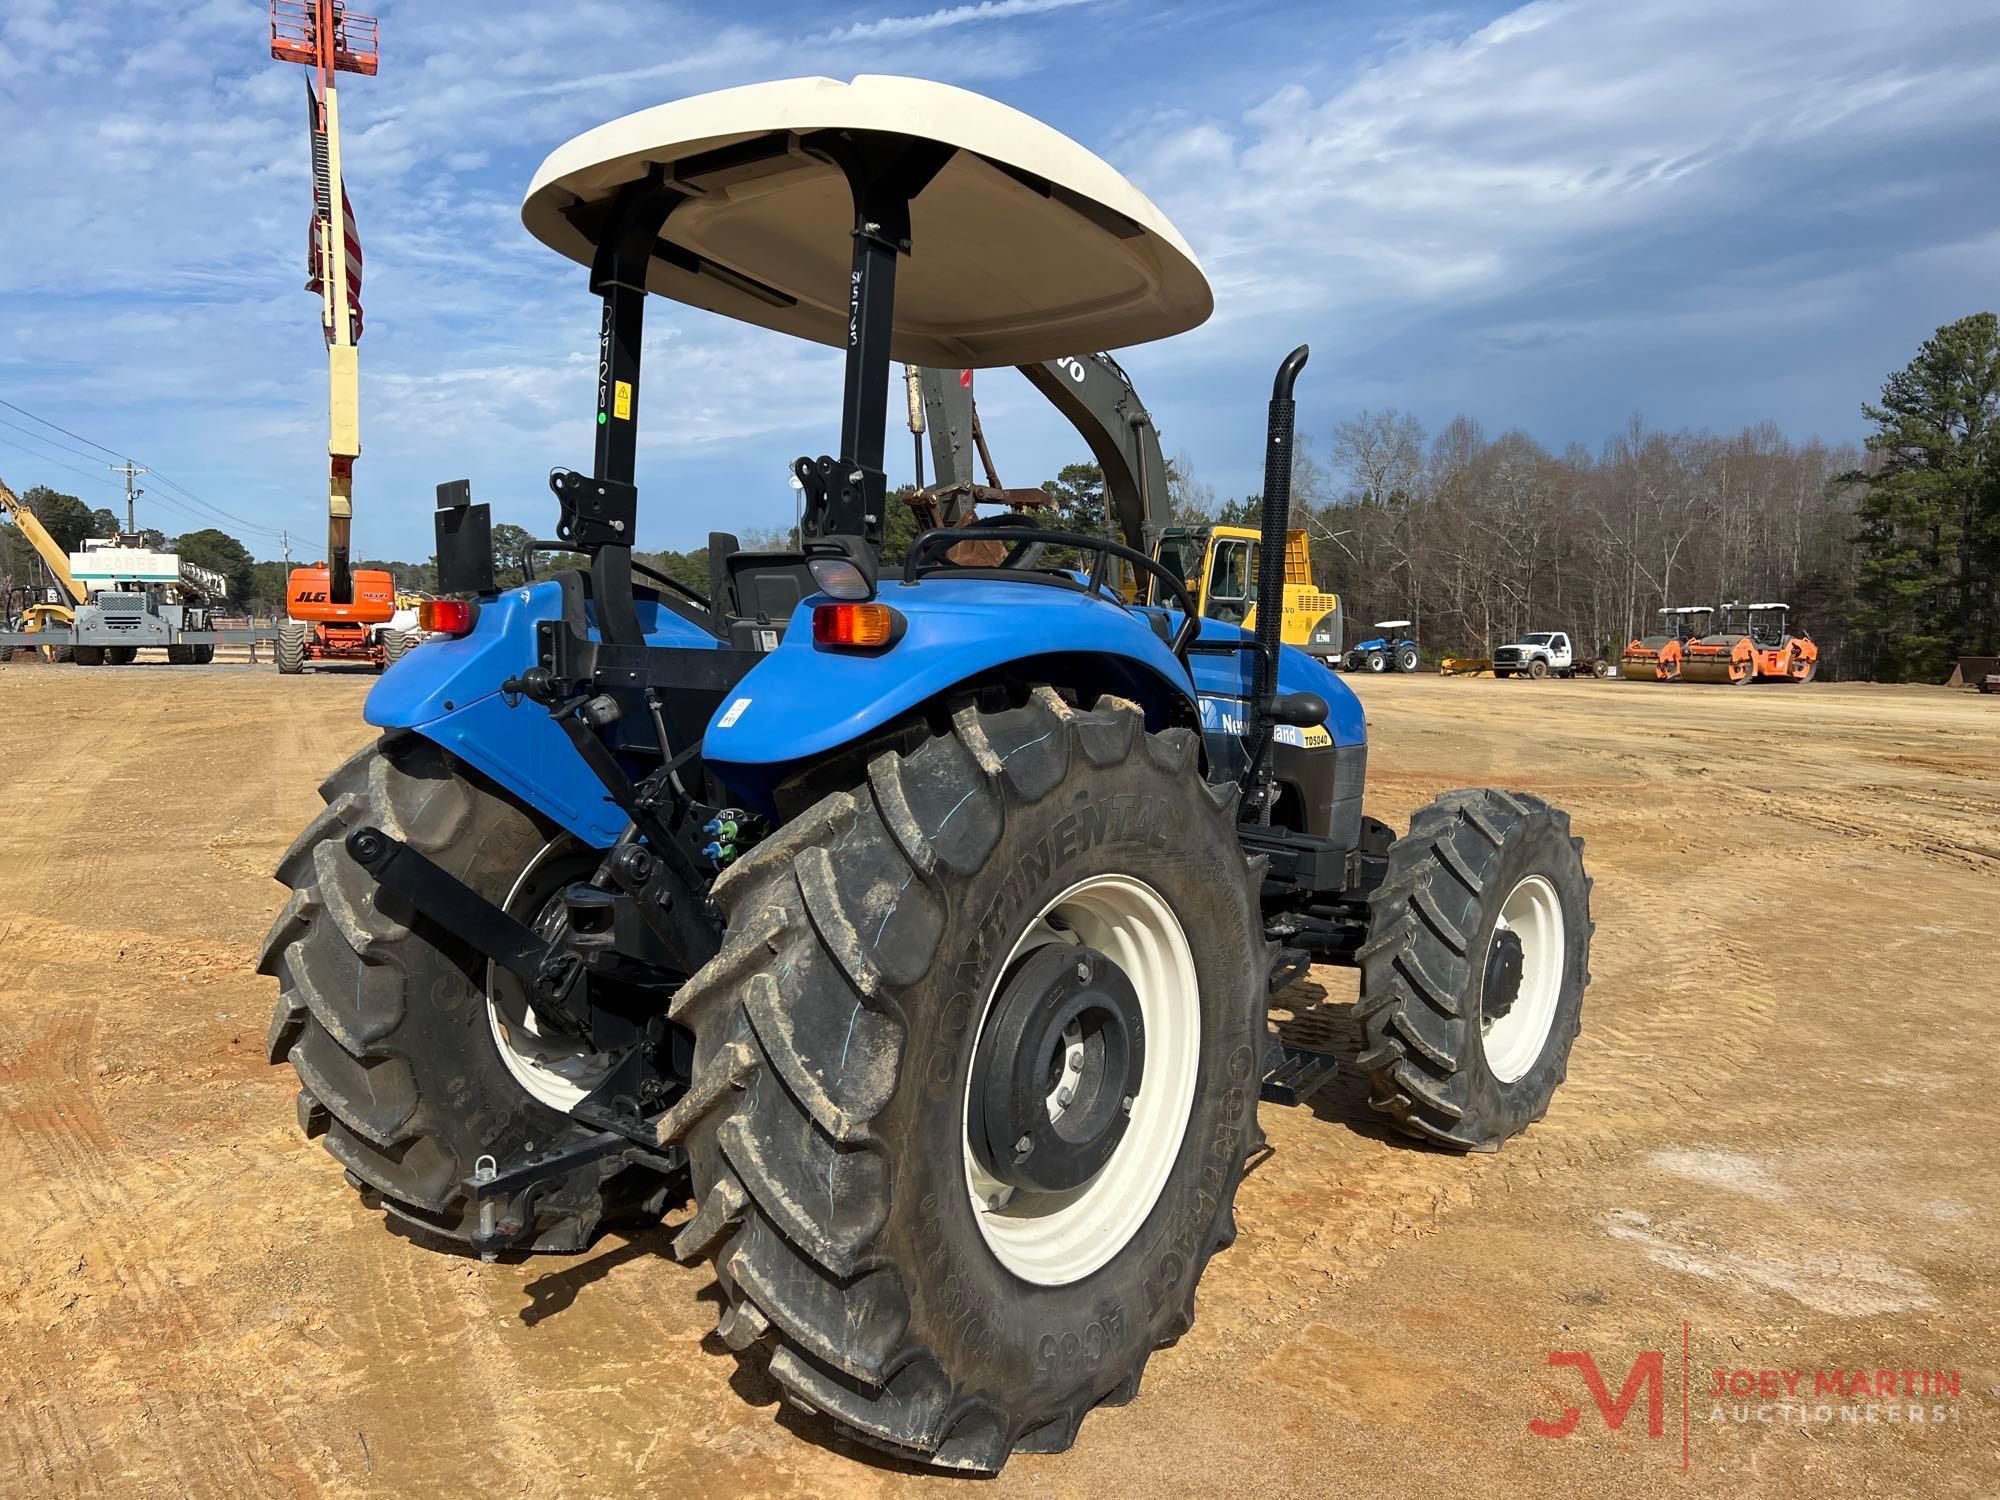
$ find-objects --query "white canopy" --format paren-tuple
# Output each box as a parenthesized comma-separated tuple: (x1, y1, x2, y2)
(522, 75, 1211, 366)
(1372, 619, 1413, 630)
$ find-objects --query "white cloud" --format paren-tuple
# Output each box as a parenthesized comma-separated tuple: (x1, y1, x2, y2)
(1117, 0, 2000, 332)
(825, 0, 1098, 43)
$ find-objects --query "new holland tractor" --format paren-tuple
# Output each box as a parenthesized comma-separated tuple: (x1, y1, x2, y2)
(261, 76, 1593, 1473)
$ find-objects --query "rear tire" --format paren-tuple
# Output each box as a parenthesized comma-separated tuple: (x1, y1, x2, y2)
(73, 645, 105, 666)
(1527, 657, 1549, 679)
(664, 689, 1264, 1472)
(277, 620, 307, 675)
(1356, 789, 1591, 1151)
(258, 735, 680, 1251)
(1395, 644, 1420, 673)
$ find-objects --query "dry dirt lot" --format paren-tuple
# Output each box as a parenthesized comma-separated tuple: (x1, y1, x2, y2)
(1, 662, 1995, 1497)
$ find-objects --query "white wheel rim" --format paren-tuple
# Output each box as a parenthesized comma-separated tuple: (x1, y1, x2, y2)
(486, 839, 618, 1112)
(963, 873, 1199, 1286)
(1481, 874, 1564, 1083)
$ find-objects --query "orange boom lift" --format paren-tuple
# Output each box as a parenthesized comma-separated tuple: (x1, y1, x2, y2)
(270, 2, 395, 673)
(1681, 601, 1819, 685)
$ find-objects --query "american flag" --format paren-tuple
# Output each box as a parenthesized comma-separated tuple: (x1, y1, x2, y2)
(304, 81, 363, 343)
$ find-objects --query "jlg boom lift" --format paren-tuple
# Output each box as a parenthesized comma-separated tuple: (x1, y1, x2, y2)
(271, 1, 396, 674)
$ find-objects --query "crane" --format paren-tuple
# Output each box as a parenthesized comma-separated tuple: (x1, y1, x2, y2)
(269, 1, 396, 673)
(0, 475, 86, 661)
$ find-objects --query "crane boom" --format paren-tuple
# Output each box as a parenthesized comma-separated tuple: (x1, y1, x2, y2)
(0, 476, 87, 605)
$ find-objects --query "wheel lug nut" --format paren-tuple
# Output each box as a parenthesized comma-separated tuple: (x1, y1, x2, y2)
(1075, 960, 1090, 981)
(1014, 1134, 1033, 1158)
(1057, 1086, 1074, 1107)
(1121, 1095, 1134, 1114)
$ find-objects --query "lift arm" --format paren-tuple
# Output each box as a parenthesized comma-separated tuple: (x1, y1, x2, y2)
(0, 476, 87, 605)
(914, 354, 1171, 555)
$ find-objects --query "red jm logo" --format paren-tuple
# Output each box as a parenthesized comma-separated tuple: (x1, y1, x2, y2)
(1529, 1351, 1666, 1439)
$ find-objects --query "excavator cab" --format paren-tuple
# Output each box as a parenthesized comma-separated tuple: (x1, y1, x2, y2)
(1145, 524, 1342, 656)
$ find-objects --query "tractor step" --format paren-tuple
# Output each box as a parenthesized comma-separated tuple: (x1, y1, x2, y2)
(1267, 944, 1313, 994)
(1260, 1034, 1338, 1107)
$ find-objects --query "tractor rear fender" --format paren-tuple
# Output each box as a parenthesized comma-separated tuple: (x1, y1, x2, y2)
(363, 580, 728, 846)
(703, 578, 1201, 810)
(362, 576, 1207, 843)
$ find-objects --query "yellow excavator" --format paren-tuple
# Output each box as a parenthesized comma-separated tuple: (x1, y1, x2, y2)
(0, 476, 85, 663)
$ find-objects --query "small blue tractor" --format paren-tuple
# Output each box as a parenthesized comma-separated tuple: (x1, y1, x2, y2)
(1343, 619, 1421, 673)
(261, 75, 1592, 1473)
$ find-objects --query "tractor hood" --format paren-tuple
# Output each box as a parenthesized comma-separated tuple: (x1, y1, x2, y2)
(521, 75, 1211, 366)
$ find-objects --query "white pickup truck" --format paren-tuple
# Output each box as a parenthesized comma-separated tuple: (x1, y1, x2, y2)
(1492, 631, 1609, 679)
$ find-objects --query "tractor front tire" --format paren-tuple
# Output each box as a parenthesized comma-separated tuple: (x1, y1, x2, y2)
(277, 621, 308, 675)
(1356, 789, 1590, 1151)
(664, 688, 1265, 1472)
(259, 735, 681, 1251)
(1366, 649, 1388, 673)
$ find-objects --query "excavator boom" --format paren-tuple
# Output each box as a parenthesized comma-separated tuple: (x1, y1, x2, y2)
(914, 352, 1172, 552)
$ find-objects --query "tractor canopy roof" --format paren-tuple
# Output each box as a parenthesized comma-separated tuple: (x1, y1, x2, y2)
(1373, 619, 1413, 630)
(522, 75, 1211, 366)
(1745, 602, 1789, 611)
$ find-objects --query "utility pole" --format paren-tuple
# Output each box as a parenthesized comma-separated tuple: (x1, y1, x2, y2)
(109, 460, 149, 535)
(280, 529, 293, 571)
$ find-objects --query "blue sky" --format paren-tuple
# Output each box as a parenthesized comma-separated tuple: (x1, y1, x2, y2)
(1, 0, 1996, 562)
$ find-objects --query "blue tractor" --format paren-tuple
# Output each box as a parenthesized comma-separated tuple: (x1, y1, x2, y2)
(261, 77, 1592, 1473)
(1343, 619, 1422, 673)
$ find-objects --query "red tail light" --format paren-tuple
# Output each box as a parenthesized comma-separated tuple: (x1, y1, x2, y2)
(419, 599, 476, 635)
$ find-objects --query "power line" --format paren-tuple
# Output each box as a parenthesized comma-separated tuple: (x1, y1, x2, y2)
(0, 432, 130, 496)
(0, 396, 125, 460)
(0, 433, 250, 534)
(0, 394, 288, 542)
(0, 415, 117, 468)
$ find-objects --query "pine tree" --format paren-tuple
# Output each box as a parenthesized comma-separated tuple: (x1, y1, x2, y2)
(1852, 313, 2000, 680)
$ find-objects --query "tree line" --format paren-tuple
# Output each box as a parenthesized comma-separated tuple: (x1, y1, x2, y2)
(1161, 312, 1997, 682)
(7, 316, 1992, 681)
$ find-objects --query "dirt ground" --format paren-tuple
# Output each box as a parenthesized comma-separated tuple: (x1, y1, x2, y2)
(1, 662, 1995, 1497)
